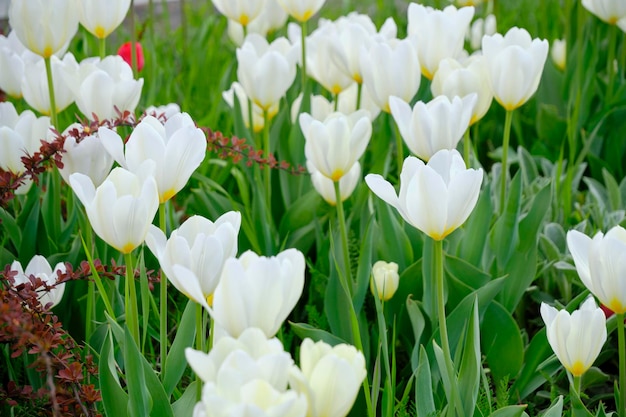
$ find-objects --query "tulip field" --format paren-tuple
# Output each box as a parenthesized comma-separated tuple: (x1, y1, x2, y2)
(2, 0, 626, 415)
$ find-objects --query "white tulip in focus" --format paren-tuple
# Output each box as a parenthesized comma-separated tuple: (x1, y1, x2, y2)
(407, 4, 475, 79)
(370, 260, 399, 301)
(551, 39, 566, 71)
(67, 55, 143, 121)
(9, 0, 79, 58)
(582, 0, 626, 24)
(289, 338, 366, 417)
(389, 94, 477, 161)
(79, 0, 131, 39)
(300, 110, 372, 182)
(227, 0, 288, 46)
(21, 53, 78, 116)
(69, 164, 159, 254)
(145, 212, 240, 309)
(99, 113, 206, 203)
(210, 249, 306, 338)
(482, 27, 549, 111)
(567, 226, 626, 314)
(307, 161, 360, 206)
(276, 0, 326, 22)
(11, 255, 66, 309)
(212, 0, 267, 26)
(360, 38, 421, 113)
(58, 124, 114, 187)
(431, 56, 493, 124)
(366, 149, 483, 240)
(541, 297, 607, 377)
(236, 34, 298, 112)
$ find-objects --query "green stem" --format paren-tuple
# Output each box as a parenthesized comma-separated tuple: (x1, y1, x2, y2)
(334, 181, 352, 292)
(572, 375, 581, 398)
(618, 312, 626, 417)
(434, 239, 461, 415)
(125, 252, 139, 344)
(300, 20, 309, 110)
(80, 233, 115, 319)
(606, 24, 618, 104)
(195, 303, 204, 401)
(98, 37, 106, 60)
(263, 109, 271, 212)
(393, 116, 404, 176)
(334, 93, 339, 112)
(248, 98, 256, 143)
(499, 110, 513, 213)
(463, 128, 471, 168)
(356, 82, 362, 110)
(86, 280, 94, 342)
(43, 57, 58, 129)
(159, 203, 168, 379)
(129, 0, 138, 78)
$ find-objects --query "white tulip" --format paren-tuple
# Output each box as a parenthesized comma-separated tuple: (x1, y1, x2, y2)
(58, 124, 114, 187)
(21, 53, 78, 115)
(79, 0, 131, 39)
(11, 255, 66, 309)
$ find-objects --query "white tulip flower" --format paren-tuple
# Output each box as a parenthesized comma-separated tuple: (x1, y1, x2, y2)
(79, 0, 131, 39)
(551, 39, 566, 71)
(21, 53, 78, 116)
(582, 0, 626, 24)
(307, 161, 361, 206)
(276, 0, 326, 22)
(212, 0, 267, 26)
(58, 124, 114, 187)
(11, 255, 66, 309)
(370, 260, 400, 301)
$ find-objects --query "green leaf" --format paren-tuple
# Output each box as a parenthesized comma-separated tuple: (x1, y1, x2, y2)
(289, 322, 346, 346)
(173, 382, 200, 417)
(490, 172, 522, 268)
(415, 345, 436, 417)
(99, 332, 129, 417)
(602, 168, 621, 211)
(353, 216, 375, 314)
(542, 395, 563, 417)
(433, 341, 455, 416)
(124, 327, 153, 417)
(278, 189, 320, 254)
(489, 405, 528, 417)
(163, 299, 197, 397)
(0, 206, 21, 251)
(18, 193, 41, 260)
(458, 297, 481, 417)
(571, 383, 594, 417)
(374, 198, 413, 270)
(458, 183, 492, 268)
(406, 296, 426, 347)
(481, 302, 524, 384)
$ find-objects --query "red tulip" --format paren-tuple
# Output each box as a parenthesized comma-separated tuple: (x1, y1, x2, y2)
(117, 41, 144, 72)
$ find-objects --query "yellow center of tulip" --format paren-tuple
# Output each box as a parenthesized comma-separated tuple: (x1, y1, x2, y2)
(120, 242, 136, 254)
(240, 14, 250, 26)
(161, 189, 176, 203)
(299, 10, 314, 22)
(568, 360, 586, 377)
(608, 298, 626, 314)
(421, 67, 434, 81)
(94, 25, 106, 39)
(330, 169, 344, 182)
(43, 46, 53, 58)
(354, 74, 362, 84)
(608, 17, 618, 25)
(331, 85, 342, 95)
(206, 293, 214, 307)
(496, 97, 524, 112)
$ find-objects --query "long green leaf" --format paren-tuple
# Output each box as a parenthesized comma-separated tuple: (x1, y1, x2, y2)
(173, 382, 200, 417)
(489, 405, 528, 417)
(481, 301, 524, 384)
(124, 327, 153, 417)
(415, 345, 436, 417)
(163, 299, 197, 397)
(458, 297, 481, 417)
(99, 332, 129, 417)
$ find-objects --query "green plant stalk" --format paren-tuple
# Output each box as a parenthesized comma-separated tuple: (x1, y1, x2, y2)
(98, 37, 106, 59)
(159, 203, 168, 380)
(125, 251, 140, 344)
(356, 82, 363, 110)
(80, 234, 115, 319)
(618, 312, 626, 417)
(263, 109, 271, 212)
(434, 238, 460, 415)
(334, 93, 339, 112)
(463, 128, 471, 168)
(43, 57, 58, 129)
(499, 110, 513, 212)
(248, 99, 256, 143)
(129, 0, 138, 77)
(606, 24, 618, 104)
(334, 181, 353, 292)
(195, 303, 204, 401)
(300, 20, 309, 110)
(572, 375, 581, 398)
(393, 116, 404, 176)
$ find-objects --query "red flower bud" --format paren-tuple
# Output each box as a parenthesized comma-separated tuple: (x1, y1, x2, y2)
(117, 41, 144, 72)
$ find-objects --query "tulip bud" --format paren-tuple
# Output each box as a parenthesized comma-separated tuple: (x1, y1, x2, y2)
(551, 39, 566, 71)
(117, 41, 145, 72)
(11, 255, 66, 309)
(370, 260, 399, 301)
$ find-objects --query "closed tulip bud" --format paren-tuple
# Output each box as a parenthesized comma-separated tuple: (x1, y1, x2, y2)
(582, 0, 626, 24)
(210, 249, 306, 338)
(236, 34, 298, 111)
(551, 39, 566, 71)
(69, 164, 159, 254)
(431, 56, 493, 124)
(541, 297, 607, 377)
(300, 110, 372, 182)
(117, 41, 145, 72)
(289, 338, 366, 417)
(9, 0, 79, 58)
(482, 27, 548, 111)
(390, 94, 476, 161)
(567, 226, 626, 314)
(212, 0, 267, 26)
(21, 53, 78, 116)
(360, 38, 421, 113)
(58, 124, 114, 187)
(366, 149, 483, 241)
(100, 112, 206, 203)
(276, 0, 326, 22)
(145, 212, 241, 309)
(11, 255, 66, 309)
(407, 4, 474, 80)
(227, 0, 288, 46)
(370, 260, 399, 301)
(307, 161, 360, 206)
(79, 0, 131, 39)
(306, 29, 355, 96)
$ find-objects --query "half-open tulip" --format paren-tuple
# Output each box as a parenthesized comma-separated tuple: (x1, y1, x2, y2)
(365, 149, 483, 240)
(11, 255, 66, 309)
(551, 39, 566, 71)
(21, 53, 78, 115)
(567, 226, 626, 314)
(582, 0, 626, 24)
(482, 27, 548, 111)
(212, 0, 267, 26)
(58, 124, 114, 187)
(79, 0, 131, 39)
(370, 260, 399, 301)
(276, 0, 326, 22)
(389, 94, 476, 161)
(307, 161, 360, 206)
(69, 164, 159, 254)
(541, 297, 607, 377)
